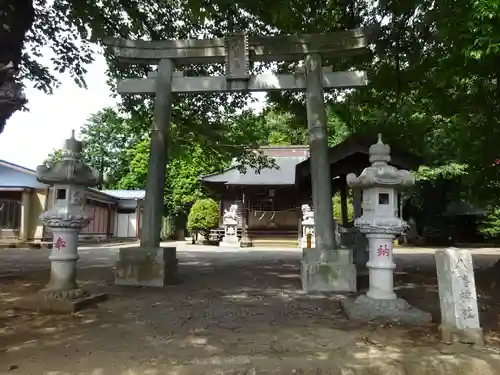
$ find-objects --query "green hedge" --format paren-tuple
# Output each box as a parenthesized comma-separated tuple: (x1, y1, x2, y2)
(187, 198, 219, 238)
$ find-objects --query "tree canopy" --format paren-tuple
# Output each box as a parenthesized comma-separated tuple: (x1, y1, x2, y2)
(15, 0, 500, 237)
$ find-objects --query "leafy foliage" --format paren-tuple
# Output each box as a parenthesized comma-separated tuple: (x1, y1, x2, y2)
(413, 164, 469, 182)
(43, 148, 64, 168)
(187, 198, 219, 238)
(479, 207, 500, 239)
(333, 193, 354, 226)
(13, 0, 500, 240)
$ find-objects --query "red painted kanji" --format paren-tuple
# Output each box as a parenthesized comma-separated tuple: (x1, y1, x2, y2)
(377, 244, 389, 257)
(54, 237, 66, 250)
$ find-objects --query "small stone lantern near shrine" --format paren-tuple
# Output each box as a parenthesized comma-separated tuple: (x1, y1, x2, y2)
(342, 134, 431, 324)
(16, 131, 106, 313)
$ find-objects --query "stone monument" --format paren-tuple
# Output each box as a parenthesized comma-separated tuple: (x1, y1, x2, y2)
(435, 248, 483, 345)
(220, 204, 239, 247)
(350, 188, 369, 272)
(342, 134, 431, 324)
(16, 131, 107, 313)
(300, 204, 316, 248)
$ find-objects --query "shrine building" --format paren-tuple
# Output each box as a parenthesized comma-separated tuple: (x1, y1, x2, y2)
(200, 135, 421, 247)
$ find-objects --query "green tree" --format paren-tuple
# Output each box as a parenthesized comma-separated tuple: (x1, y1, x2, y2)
(116, 137, 230, 216)
(12, 0, 500, 226)
(187, 198, 219, 239)
(262, 109, 307, 146)
(3, 0, 365, 134)
(42, 107, 143, 188)
(43, 148, 64, 168)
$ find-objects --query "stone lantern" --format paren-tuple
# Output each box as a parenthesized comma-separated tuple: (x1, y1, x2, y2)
(342, 134, 431, 324)
(17, 131, 106, 313)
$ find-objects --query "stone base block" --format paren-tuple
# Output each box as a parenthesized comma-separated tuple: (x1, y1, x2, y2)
(15, 293, 108, 314)
(220, 236, 240, 247)
(342, 295, 432, 325)
(240, 239, 253, 248)
(301, 249, 356, 292)
(219, 241, 240, 248)
(440, 324, 484, 346)
(115, 247, 178, 287)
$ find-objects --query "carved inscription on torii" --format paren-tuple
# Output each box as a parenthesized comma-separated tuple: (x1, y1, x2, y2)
(225, 33, 249, 80)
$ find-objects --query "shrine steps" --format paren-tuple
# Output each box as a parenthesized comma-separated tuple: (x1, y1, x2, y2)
(250, 239, 299, 248)
(248, 229, 299, 248)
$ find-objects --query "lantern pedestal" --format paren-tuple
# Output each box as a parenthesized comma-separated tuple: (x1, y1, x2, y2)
(342, 230, 431, 324)
(365, 233, 397, 300)
(40, 227, 85, 299)
(15, 216, 109, 314)
(15, 292, 108, 314)
(342, 294, 431, 325)
(220, 223, 239, 247)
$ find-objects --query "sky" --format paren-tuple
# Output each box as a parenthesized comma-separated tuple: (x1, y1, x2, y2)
(0, 51, 119, 170)
(0, 50, 266, 170)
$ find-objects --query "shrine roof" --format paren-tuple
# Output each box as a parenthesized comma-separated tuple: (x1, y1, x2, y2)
(296, 135, 422, 179)
(100, 189, 146, 200)
(200, 155, 307, 186)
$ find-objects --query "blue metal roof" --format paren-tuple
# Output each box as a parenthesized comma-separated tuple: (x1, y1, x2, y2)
(0, 159, 145, 202)
(100, 189, 146, 200)
(0, 160, 46, 188)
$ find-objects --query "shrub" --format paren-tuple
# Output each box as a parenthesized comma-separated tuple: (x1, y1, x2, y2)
(479, 206, 500, 239)
(187, 198, 220, 239)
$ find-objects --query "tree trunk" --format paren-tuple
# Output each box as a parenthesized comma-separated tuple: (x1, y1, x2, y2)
(0, 0, 35, 134)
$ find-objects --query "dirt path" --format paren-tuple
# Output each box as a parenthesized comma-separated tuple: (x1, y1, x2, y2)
(0, 246, 500, 374)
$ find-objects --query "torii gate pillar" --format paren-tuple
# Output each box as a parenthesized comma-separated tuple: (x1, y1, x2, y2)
(301, 54, 356, 293)
(115, 59, 179, 288)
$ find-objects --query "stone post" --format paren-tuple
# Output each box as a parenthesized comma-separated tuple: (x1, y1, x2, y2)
(435, 248, 483, 345)
(352, 188, 362, 219)
(15, 131, 107, 313)
(301, 55, 356, 293)
(19, 190, 30, 241)
(339, 175, 349, 227)
(342, 134, 431, 324)
(114, 59, 178, 287)
(300, 204, 316, 248)
(240, 192, 252, 247)
(351, 188, 369, 271)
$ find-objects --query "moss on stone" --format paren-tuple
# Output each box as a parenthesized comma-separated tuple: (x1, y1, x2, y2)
(318, 264, 338, 282)
(135, 260, 162, 282)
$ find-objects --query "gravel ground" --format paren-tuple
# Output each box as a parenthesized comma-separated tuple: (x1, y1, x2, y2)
(1, 244, 500, 375)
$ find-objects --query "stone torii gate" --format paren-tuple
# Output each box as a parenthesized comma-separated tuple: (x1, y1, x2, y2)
(105, 29, 368, 290)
